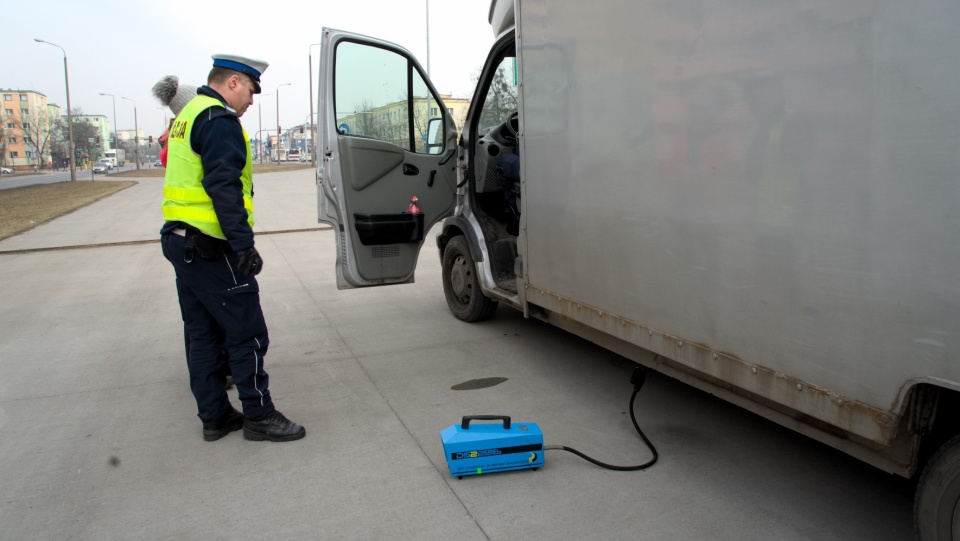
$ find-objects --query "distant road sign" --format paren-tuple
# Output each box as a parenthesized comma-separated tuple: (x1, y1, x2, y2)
(338, 123, 350, 134)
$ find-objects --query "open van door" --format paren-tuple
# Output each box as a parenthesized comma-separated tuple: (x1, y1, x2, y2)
(317, 28, 458, 289)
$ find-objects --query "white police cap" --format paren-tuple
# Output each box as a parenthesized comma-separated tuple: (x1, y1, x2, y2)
(211, 54, 269, 93)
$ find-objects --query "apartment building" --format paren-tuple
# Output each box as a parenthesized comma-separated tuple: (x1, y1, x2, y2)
(336, 94, 470, 153)
(117, 129, 152, 144)
(1, 89, 62, 170)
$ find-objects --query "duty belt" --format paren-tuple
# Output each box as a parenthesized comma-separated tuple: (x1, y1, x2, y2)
(175, 223, 231, 262)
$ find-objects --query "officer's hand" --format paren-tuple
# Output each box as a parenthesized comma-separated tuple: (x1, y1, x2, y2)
(236, 247, 263, 276)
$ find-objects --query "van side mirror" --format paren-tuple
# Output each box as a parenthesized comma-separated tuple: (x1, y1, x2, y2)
(426, 117, 443, 155)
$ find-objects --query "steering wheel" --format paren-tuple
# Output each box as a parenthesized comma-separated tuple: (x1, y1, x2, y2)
(505, 111, 519, 140)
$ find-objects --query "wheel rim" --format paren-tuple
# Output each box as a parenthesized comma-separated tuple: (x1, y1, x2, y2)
(450, 254, 471, 305)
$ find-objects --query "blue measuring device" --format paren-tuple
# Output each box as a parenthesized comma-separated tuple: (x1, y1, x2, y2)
(440, 415, 544, 478)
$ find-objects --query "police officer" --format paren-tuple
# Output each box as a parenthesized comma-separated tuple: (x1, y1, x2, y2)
(159, 54, 305, 442)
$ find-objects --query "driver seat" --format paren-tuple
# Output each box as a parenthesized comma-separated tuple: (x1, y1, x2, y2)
(496, 152, 521, 218)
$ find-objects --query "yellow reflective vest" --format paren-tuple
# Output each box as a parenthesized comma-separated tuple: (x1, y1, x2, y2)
(161, 95, 254, 239)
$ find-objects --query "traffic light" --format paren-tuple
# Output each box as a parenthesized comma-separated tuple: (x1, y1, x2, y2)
(148, 135, 153, 143)
(300, 125, 304, 133)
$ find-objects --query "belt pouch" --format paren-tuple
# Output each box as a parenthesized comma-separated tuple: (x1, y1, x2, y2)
(192, 233, 226, 260)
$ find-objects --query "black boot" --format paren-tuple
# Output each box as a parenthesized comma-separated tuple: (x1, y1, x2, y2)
(202, 408, 244, 442)
(243, 410, 306, 442)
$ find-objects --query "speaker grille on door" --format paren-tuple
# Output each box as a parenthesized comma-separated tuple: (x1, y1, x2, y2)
(372, 245, 400, 258)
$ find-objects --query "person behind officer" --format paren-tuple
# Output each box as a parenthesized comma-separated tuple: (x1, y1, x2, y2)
(159, 54, 305, 442)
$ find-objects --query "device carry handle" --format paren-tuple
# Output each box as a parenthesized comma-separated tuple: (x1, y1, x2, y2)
(461, 415, 511, 430)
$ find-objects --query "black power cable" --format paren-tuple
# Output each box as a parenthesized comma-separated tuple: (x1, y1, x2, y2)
(544, 365, 658, 471)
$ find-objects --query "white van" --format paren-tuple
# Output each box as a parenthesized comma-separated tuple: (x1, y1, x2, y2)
(316, 2, 960, 537)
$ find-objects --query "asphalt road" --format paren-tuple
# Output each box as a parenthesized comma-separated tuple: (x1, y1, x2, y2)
(0, 163, 154, 190)
(0, 170, 917, 540)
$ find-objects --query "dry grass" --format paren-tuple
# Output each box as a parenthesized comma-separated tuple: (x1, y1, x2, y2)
(0, 163, 312, 242)
(0, 181, 137, 241)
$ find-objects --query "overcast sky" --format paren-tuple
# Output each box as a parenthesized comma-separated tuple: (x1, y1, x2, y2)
(3, 0, 495, 138)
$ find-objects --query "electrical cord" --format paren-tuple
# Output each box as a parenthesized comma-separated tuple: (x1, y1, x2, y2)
(544, 366, 658, 471)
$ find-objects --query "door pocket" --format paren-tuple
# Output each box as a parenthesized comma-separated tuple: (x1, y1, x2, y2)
(354, 213, 425, 245)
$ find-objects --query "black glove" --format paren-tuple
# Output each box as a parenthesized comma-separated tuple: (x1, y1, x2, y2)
(236, 247, 263, 276)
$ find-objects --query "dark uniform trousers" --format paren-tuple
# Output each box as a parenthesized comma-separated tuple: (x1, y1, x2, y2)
(161, 231, 275, 422)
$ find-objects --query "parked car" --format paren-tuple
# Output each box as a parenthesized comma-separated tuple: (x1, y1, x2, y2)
(0, 166, 12, 175)
(92, 162, 110, 174)
(153, 160, 163, 167)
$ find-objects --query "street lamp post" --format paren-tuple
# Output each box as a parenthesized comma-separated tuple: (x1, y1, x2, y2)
(276, 83, 291, 163)
(426, 0, 431, 76)
(308, 42, 322, 166)
(121, 97, 140, 170)
(34, 38, 76, 181)
(258, 93, 271, 164)
(99, 93, 118, 166)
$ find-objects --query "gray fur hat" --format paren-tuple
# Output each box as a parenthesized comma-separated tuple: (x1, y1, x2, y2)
(152, 75, 198, 116)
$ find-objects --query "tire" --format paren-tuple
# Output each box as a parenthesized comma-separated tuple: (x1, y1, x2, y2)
(916, 433, 960, 541)
(441, 235, 498, 322)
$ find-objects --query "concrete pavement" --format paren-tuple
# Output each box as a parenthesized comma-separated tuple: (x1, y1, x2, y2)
(0, 169, 915, 540)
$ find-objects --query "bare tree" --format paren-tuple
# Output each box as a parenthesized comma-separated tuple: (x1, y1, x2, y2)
(412, 97, 434, 153)
(119, 137, 136, 161)
(348, 99, 394, 145)
(347, 92, 441, 152)
(478, 66, 518, 131)
(61, 108, 104, 164)
(12, 103, 56, 167)
(47, 115, 67, 167)
(0, 112, 10, 167)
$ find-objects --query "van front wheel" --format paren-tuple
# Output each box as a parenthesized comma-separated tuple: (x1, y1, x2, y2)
(916, 433, 960, 540)
(442, 235, 498, 322)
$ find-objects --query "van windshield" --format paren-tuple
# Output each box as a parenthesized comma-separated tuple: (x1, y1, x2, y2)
(478, 55, 518, 135)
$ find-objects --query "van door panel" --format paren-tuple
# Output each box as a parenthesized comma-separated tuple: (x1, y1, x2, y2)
(339, 137, 405, 192)
(317, 28, 458, 288)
